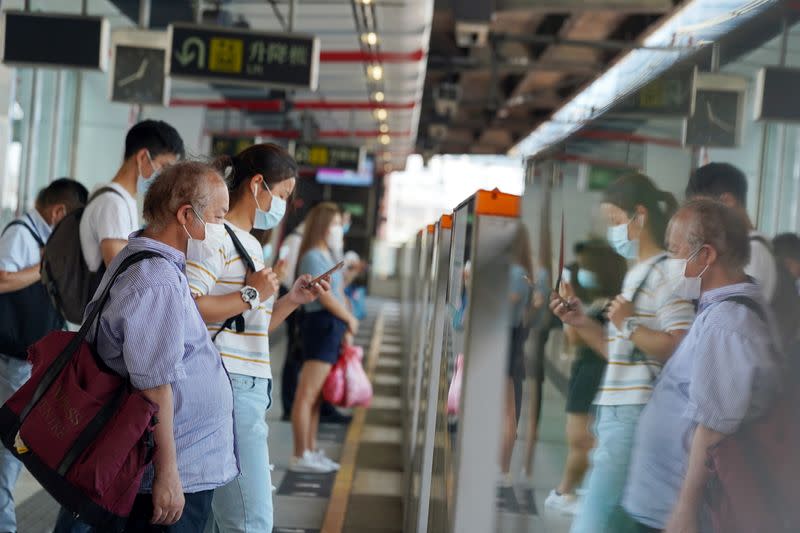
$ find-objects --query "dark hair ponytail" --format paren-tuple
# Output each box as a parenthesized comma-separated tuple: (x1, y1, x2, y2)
(212, 143, 298, 202)
(603, 173, 677, 245)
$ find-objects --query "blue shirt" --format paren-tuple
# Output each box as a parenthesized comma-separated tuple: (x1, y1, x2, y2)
(623, 281, 782, 528)
(0, 210, 51, 272)
(85, 234, 238, 493)
(298, 248, 345, 313)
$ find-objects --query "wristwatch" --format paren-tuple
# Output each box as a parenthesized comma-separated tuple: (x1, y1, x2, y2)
(620, 317, 640, 340)
(240, 286, 260, 310)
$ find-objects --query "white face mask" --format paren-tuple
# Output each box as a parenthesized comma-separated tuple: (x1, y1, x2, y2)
(184, 207, 226, 262)
(664, 247, 709, 300)
(326, 224, 344, 256)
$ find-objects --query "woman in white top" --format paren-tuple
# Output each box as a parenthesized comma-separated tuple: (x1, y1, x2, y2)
(551, 173, 695, 533)
(186, 144, 329, 533)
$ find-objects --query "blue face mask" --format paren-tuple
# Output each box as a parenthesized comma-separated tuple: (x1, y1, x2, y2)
(606, 218, 639, 259)
(136, 151, 160, 197)
(253, 183, 286, 230)
(577, 269, 599, 289)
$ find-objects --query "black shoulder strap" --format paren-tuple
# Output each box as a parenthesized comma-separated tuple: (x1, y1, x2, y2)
(224, 224, 257, 273)
(88, 186, 124, 204)
(16, 251, 163, 428)
(2, 219, 45, 248)
(721, 295, 768, 324)
(631, 254, 668, 305)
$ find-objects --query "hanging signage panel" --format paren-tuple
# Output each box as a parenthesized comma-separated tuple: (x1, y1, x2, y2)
(292, 142, 364, 171)
(1, 11, 109, 70)
(683, 72, 746, 148)
(168, 23, 319, 90)
(613, 68, 694, 118)
(754, 66, 800, 122)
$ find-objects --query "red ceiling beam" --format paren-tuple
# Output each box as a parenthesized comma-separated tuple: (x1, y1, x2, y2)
(204, 129, 412, 139)
(171, 99, 415, 111)
(319, 49, 425, 63)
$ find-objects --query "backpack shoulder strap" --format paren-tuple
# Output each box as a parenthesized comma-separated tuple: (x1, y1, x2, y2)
(224, 224, 257, 273)
(2, 219, 44, 248)
(88, 186, 125, 204)
(720, 295, 768, 325)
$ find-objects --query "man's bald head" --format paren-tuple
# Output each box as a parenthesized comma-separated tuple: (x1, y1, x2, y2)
(143, 161, 227, 231)
(668, 199, 750, 272)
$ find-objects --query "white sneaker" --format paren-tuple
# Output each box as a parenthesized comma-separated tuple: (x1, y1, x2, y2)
(289, 450, 335, 473)
(313, 449, 340, 471)
(544, 489, 579, 516)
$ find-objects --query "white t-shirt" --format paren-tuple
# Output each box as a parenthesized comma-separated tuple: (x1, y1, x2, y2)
(79, 183, 138, 272)
(280, 226, 303, 287)
(746, 231, 777, 301)
(186, 222, 275, 380)
(595, 253, 696, 406)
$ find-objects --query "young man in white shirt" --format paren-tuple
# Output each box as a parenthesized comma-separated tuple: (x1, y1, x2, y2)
(685, 162, 776, 301)
(79, 120, 185, 274)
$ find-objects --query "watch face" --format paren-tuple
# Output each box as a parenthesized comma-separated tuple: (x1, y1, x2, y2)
(243, 287, 258, 301)
(112, 45, 167, 105)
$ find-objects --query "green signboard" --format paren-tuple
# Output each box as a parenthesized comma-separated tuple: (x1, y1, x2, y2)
(588, 166, 631, 191)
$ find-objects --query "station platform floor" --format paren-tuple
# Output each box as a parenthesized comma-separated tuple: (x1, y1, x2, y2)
(13, 300, 577, 532)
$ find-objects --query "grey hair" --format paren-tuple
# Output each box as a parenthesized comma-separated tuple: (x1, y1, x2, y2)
(679, 198, 750, 271)
(143, 161, 223, 231)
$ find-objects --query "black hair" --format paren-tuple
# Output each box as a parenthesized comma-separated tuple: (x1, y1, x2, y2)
(773, 233, 800, 262)
(124, 120, 185, 160)
(214, 143, 298, 201)
(36, 178, 89, 211)
(603, 173, 678, 246)
(686, 162, 748, 206)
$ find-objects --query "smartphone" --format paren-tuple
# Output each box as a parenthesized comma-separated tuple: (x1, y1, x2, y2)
(306, 261, 345, 287)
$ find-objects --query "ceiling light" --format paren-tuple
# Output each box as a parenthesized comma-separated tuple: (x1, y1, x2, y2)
(379, 123, 390, 133)
(374, 108, 388, 121)
(362, 32, 378, 46)
(374, 91, 385, 102)
(369, 65, 383, 81)
(360, 0, 372, 4)
(380, 134, 391, 145)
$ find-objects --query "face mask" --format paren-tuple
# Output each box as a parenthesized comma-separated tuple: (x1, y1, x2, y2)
(184, 207, 226, 262)
(253, 183, 286, 230)
(664, 247, 709, 300)
(577, 269, 599, 289)
(326, 224, 344, 255)
(343, 222, 351, 235)
(607, 217, 639, 259)
(136, 151, 161, 197)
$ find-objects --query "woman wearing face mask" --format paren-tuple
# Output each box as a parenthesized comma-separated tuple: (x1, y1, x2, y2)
(551, 173, 695, 533)
(545, 241, 627, 516)
(291, 202, 358, 473)
(186, 144, 330, 533)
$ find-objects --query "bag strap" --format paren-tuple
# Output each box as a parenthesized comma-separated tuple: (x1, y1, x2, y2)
(16, 251, 162, 428)
(2, 219, 45, 248)
(88, 186, 124, 204)
(212, 225, 257, 341)
(628, 255, 668, 372)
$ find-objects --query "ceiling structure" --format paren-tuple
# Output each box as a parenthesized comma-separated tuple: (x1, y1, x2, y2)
(417, 0, 681, 157)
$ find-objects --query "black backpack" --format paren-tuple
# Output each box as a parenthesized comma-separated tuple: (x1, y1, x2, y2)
(41, 188, 124, 324)
(750, 235, 800, 347)
(0, 217, 65, 359)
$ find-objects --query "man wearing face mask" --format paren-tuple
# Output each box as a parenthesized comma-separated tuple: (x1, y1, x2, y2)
(79, 120, 184, 280)
(55, 161, 239, 532)
(622, 199, 783, 533)
(0, 179, 87, 532)
(187, 144, 330, 533)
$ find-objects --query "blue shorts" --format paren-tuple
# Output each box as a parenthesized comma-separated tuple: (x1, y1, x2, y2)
(301, 310, 347, 365)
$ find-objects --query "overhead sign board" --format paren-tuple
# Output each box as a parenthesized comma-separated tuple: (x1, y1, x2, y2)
(292, 142, 364, 171)
(168, 23, 319, 90)
(683, 72, 747, 148)
(1, 11, 109, 70)
(613, 68, 694, 117)
(754, 66, 800, 122)
(110, 30, 170, 106)
(211, 135, 256, 157)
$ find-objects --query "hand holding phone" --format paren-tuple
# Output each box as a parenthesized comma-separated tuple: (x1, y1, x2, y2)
(305, 261, 345, 288)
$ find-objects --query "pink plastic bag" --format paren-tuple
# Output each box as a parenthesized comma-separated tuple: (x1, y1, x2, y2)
(322, 344, 372, 408)
(447, 353, 464, 415)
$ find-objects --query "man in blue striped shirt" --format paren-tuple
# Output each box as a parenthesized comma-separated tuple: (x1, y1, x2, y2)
(623, 199, 783, 533)
(56, 161, 237, 532)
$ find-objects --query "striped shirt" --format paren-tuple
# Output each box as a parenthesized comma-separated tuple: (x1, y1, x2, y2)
(186, 222, 274, 380)
(624, 281, 782, 528)
(595, 253, 695, 406)
(85, 234, 238, 493)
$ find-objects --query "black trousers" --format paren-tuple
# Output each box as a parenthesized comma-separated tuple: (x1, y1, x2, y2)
(122, 490, 214, 532)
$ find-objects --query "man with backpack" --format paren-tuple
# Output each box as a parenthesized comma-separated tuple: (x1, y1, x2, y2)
(685, 163, 800, 346)
(42, 121, 185, 325)
(0, 178, 88, 533)
(622, 199, 783, 533)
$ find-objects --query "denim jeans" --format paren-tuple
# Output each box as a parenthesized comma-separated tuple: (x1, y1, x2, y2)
(570, 404, 645, 533)
(207, 375, 273, 533)
(0, 355, 30, 533)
